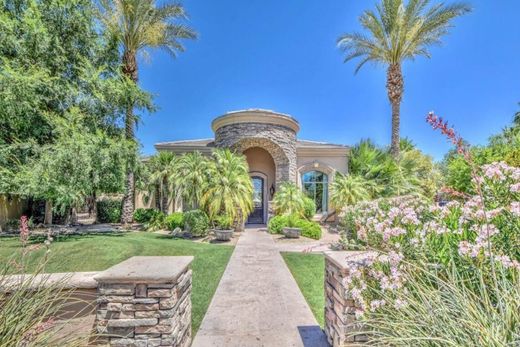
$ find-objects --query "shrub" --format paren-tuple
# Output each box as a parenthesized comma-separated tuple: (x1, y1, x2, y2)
(133, 208, 160, 224)
(214, 215, 233, 230)
(302, 197, 316, 219)
(267, 214, 322, 240)
(96, 198, 121, 223)
(184, 209, 210, 237)
(296, 219, 322, 240)
(267, 215, 288, 234)
(165, 212, 184, 231)
(147, 211, 166, 231)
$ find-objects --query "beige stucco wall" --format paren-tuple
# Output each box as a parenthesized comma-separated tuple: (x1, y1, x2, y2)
(296, 154, 348, 175)
(0, 195, 27, 230)
(243, 147, 276, 192)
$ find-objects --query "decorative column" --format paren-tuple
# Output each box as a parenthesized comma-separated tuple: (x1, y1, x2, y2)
(94, 256, 193, 347)
(324, 251, 372, 346)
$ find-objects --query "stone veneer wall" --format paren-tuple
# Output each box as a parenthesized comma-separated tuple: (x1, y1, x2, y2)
(324, 252, 369, 346)
(94, 256, 193, 347)
(214, 123, 297, 184)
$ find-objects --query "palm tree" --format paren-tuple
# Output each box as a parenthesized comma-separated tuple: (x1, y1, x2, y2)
(272, 182, 306, 216)
(148, 151, 175, 213)
(329, 174, 371, 209)
(173, 152, 209, 210)
(201, 149, 253, 224)
(98, 0, 197, 223)
(338, 0, 470, 157)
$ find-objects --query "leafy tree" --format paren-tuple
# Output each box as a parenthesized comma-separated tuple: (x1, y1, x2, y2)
(98, 0, 197, 223)
(0, 0, 150, 223)
(201, 149, 253, 224)
(16, 111, 135, 224)
(338, 0, 470, 157)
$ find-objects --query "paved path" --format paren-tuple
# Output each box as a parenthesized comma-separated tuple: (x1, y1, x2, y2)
(192, 227, 328, 347)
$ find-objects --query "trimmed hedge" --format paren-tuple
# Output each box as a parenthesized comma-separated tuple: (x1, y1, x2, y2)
(96, 199, 122, 223)
(165, 212, 185, 231)
(267, 214, 322, 240)
(184, 210, 210, 237)
(133, 208, 161, 224)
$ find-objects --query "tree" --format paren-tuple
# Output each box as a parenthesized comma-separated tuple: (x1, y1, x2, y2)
(273, 182, 306, 216)
(173, 152, 209, 210)
(148, 152, 176, 213)
(0, 0, 151, 223)
(330, 174, 370, 209)
(338, 0, 470, 157)
(98, 0, 197, 223)
(201, 149, 253, 224)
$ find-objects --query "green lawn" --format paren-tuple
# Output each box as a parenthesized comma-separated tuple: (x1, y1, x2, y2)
(0, 232, 234, 334)
(281, 252, 325, 327)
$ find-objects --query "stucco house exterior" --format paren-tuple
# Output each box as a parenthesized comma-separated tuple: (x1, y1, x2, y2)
(139, 109, 349, 224)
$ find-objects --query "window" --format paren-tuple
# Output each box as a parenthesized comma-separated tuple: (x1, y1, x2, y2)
(301, 171, 328, 213)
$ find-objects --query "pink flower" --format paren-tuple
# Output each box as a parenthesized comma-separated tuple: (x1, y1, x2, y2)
(511, 202, 520, 217)
(510, 183, 520, 193)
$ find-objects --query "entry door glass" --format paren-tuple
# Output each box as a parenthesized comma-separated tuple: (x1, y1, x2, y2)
(248, 176, 264, 224)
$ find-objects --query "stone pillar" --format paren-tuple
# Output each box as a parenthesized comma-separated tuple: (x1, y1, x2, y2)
(324, 252, 372, 346)
(94, 256, 193, 347)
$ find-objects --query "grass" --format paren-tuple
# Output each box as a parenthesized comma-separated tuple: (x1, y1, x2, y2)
(281, 252, 325, 327)
(0, 232, 234, 335)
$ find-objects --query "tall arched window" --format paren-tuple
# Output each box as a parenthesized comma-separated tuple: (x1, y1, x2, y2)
(301, 171, 328, 213)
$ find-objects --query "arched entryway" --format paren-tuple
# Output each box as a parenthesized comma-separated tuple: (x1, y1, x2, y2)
(243, 147, 275, 224)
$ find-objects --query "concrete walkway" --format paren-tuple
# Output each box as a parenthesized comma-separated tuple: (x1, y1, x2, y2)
(192, 227, 328, 347)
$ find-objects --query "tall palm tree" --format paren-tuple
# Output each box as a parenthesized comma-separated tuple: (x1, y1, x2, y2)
(173, 152, 209, 210)
(338, 0, 470, 157)
(201, 149, 253, 224)
(98, 0, 196, 223)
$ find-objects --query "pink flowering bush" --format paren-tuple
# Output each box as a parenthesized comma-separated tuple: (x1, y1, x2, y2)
(336, 113, 520, 345)
(341, 161, 520, 316)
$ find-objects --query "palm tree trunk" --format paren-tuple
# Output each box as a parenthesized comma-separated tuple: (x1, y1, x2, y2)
(121, 50, 138, 224)
(386, 63, 404, 158)
(162, 177, 168, 213)
(155, 183, 161, 210)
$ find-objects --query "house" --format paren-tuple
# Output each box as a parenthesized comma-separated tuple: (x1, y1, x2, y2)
(140, 109, 349, 224)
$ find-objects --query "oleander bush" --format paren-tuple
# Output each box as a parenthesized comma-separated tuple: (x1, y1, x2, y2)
(340, 157, 520, 344)
(133, 208, 161, 224)
(164, 212, 184, 231)
(96, 198, 122, 223)
(184, 210, 210, 237)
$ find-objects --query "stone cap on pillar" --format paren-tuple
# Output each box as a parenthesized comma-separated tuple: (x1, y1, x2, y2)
(324, 251, 378, 270)
(94, 256, 193, 284)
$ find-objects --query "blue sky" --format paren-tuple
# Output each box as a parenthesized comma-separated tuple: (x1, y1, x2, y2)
(136, 0, 520, 160)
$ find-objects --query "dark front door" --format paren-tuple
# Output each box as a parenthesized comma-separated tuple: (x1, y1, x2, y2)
(247, 176, 264, 224)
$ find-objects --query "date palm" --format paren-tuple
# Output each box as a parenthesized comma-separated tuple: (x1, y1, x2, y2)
(330, 173, 371, 209)
(201, 149, 253, 224)
(173, 152, 209, 210)
(338, 0, 470, 157)
(148, 151, 176, 213)
(98, 0, 196, 223)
